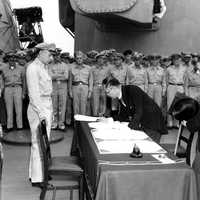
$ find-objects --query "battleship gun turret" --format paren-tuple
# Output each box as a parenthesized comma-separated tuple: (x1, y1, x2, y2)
(59, 0, 200, 55)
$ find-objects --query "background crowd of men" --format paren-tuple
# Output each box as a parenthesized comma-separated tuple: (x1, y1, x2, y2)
(0, 47, 200, 132)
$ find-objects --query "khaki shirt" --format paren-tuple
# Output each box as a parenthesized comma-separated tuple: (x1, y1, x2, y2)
(109, 63, 127, 85)
(1, 64, 25, 87)
(126, 63, 148, 90)
(92, 64, 110, 86)
(147, 65, 166, 91)
(26, 58, 52, 119)
(184, 67, 200, 95)
(70, 63, 93, 91)
(49, 61, 69, 81)
(166, 65, 187, 85)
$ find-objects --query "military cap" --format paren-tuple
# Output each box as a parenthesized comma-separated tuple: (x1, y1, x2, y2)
(171, 53, 181, 60)
(191, 53, 200, 58)
(75, 50, 85, 58)
(35, 42, 56, 51)
(95, 52, 107, 59)
(50, 48, 62, 55)
(133, 54, 143, 61)
(148, 54, 161, 60)
(113, 53, 124, 61)
(87, 50, 99, 58)
(123, 49, 133, 56)
(60, 52, 70, 59)
(161, 56, 171, 62)
(181, 52, 192, 58)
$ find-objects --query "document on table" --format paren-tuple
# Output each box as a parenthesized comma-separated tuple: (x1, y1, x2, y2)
(152, 154, 175, 164)
(74, 114, 100, 122)
(95, 140, 166, 154)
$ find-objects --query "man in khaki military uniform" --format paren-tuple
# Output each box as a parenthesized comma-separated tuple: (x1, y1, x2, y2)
(27, 43, 55, 186)
(126, 55, 148, 92)
(109, 53, 127, 113)
(49, 49, 70, 130)
(184, 59, 200, 101)
(69, 51, 93, 115)
(91, 53, 110, 116)
(123, 49, 134, 66)
(166, 54, 187, 128)
(147, 54, 166, 107)
(60, 53, 73, 125)
(1, 53, 25, 131)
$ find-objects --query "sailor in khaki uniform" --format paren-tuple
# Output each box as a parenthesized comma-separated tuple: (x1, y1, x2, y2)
(1, 53, 25, 130)
(69, 51, 93, 115)
(166, 54, 187, 128)
(49, 49, 70, 130)
(26, 43, 55, 185)
(91, 53, 110, 116)
(184, 59, 200, 100)
(147, 54, 166, 107)
(126, 55, 148, 92)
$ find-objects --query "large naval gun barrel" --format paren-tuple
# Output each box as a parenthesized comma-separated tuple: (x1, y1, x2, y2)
(59, 0, 200, 54)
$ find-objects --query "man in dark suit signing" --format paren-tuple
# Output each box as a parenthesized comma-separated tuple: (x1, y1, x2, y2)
(104, 78, 168, 143)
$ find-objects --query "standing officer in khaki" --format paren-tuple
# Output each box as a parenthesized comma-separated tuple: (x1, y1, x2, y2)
(126, 55, 148, 93)
(1, 53, 25, 131)
(26, 43, 55, 186)
(91, 53, 110, 116)
(184, 59, 200, 100)
(49, 49, 70, 130)
(146, 54, 166, 107)
(109, 53, 127, 112)
(166, 54, 187, 128)
(69, 51, 93, 115)
(60, 53, 73, 125)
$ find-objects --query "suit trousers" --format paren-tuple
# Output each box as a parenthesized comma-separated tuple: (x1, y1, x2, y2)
(28, 98, 52, 183)
(4, 86, 23, 129)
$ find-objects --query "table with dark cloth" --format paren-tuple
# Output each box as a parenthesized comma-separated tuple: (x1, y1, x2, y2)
(72, 121, 198, 200)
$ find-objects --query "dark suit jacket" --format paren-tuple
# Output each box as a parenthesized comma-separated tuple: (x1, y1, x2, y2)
(116, 85, 167, 135)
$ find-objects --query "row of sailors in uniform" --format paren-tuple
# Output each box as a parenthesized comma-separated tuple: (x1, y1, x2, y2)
(0, 48, 200, 131)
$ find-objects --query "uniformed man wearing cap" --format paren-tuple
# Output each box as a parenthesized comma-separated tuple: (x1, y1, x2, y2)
(26, 42, 55, 186)
(146, 54, 166, 107)
(181, 53, 192, 69)
(166, 53, 187, 128)
(60, 52, 73, 125)
(109, 53, 127, 114)
(69, 51, 93, 115)
(91, 53, 110, 116)
(1, 53, 25, 131)
(126, 55, 148, 92)
(123, 49, 134, 66)
(49, 48, 70, 130)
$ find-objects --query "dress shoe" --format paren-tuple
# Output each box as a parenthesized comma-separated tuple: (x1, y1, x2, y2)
(58, 124, 65, 131)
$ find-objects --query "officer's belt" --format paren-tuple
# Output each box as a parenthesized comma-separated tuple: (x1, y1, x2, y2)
(5, 84, 22, 87)
(169, 83, 183, 86)
(149, 82, 161, 85)
(72, 81, 88, 86)
(94, 83, 103, 87)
